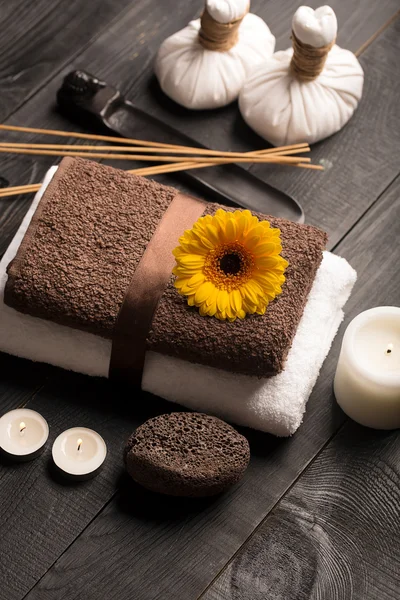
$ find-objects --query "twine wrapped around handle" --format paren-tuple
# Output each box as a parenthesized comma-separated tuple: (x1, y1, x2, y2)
(199, 5, 249, 52)
(289, 31, 335, 82)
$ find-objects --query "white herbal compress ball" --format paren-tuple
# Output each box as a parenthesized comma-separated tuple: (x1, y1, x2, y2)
(155, 0, 275, 110)
(239, 6, 364, 145)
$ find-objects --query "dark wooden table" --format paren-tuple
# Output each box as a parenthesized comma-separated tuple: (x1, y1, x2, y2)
(0, 1, 399, 599)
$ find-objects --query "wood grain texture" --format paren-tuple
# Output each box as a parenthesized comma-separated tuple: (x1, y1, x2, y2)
(0, 0, 133, 121)
(0, 354, 50, 414)
(0, 0, 204, 256)
(0, 2, 399, 255)
(202, 177, 400, 600)
(0, 370, 346, 600)
(0, 2, 398, 600)
(20, 178, 400, 600)
(203, 424, 400, 600)
(128, 11, 400, 249)
(0, 373, 137, 600)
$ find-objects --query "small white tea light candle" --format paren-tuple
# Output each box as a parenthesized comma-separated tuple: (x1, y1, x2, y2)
(0, 409, 49, 461)
(334, 306, 400, 429)
(52, 427, 107, 479)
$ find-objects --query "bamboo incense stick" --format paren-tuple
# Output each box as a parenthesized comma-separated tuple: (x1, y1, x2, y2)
(129, 159, 324, 176)
(0, 158, 324, 198)
(0, 125, 322, 199)
(0, 124, 308, 157)
(0, 147, 311, 164)
(0, 183, 41, 193)
(0, 123, 314, 177)
(0, 184, 41, 197)
(0, 123, 193, 151)
(295, 163, 324, 170)
(0, 141, 310, 158)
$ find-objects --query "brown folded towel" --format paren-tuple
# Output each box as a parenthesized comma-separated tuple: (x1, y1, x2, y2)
(5, 157, 327, 377)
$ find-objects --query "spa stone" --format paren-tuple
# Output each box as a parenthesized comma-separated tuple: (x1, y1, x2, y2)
(124, 412, 250, 497)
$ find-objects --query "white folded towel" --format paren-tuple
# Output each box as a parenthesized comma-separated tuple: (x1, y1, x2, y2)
(0, 168, 356, 436)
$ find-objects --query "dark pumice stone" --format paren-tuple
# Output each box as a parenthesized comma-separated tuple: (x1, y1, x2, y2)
(124, 412, 250, 497)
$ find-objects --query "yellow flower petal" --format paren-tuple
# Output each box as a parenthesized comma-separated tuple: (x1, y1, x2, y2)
(182, 240, 209, 255)
(241, 284, 258, 305)
(204, 224, 221, 246)
(254, 243, 277, 258)
(205, 285, 218, 306)
(230, 289, 242, 312)
(174, 277, 191, 290)
(225, 218, 238, 242)
(242, 299, 257, 314)
(194, 281, 214, 305)
(246, 236, 260, 252)
(246, 224, 264, 239)
(253, 274, 276, 294)
(178, 254, 206, 268)
(196, 236, 215, 250)
(215, 208, 227, 220)
(207, 298, 217, 316)
(243, 213, 258, 235)
(187, 272, 206, 288)
(172, 247, 186, 258)
(214, 210, 227, 232)
(199, 304, 208, 317)
(235, 212, 248, 240)
(247, 279, 264, 297)
(225, 304, 234, 320)
(174, 264, 205, 277)
(280, 258, 289, 269)
(217, 289, 229, 312)
(269, 227, 281, 237)
(173, 208, 286, 321)
(259, 220, 271, 230)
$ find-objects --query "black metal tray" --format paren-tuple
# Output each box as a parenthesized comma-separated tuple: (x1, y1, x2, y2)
(57, 71, 304, 222)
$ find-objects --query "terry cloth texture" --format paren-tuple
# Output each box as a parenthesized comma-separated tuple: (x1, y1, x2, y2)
(5, 158, 327, 377)
(0, 169, 357, 436)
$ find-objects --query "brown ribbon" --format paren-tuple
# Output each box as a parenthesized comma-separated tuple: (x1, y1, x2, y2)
(109, 192, 206, 386)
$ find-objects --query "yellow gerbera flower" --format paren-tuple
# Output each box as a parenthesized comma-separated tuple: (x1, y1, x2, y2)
(173, 209, 288, 321)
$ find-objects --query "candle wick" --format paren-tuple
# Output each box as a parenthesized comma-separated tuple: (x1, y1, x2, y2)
(19, 421, 26, 435)
(386, 343, 394, 355)
(77, 438, 83, 453)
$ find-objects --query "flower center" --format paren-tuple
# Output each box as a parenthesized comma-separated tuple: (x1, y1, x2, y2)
(204, 242, 254, 291)
(219, 252, 242, 275)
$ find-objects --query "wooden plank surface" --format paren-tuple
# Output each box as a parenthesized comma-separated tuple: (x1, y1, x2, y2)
(0, 374, 131, 600)
(0, 1, 399, 599)
(0, 355, 50, 415)
(0, 0, 204, 256)
(0, 0, 133, 122)
(0, 2, 399, 256)
(201, 176, 400, 600)
(20, 177, 400, 600)
(129, 6, 400, 248)
(203, 423, 400, 600)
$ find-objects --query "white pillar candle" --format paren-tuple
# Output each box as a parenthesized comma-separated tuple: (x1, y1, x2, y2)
(52, 427, 107, 479)
(334, 307, 400, 429)
(0, 408, 49, 460)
